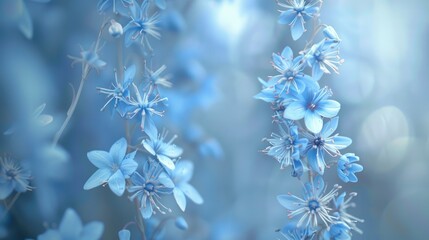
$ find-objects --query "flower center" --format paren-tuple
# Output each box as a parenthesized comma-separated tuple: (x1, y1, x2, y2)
(144, 182, 155, 192)
(5, 169, 17, 179)
(313, 137, 324, 147)
(308, 103, 316, 110)
(308, 199, 320, 211)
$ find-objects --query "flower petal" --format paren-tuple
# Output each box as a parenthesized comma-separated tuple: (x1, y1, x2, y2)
(87, 151, 112, 169)
(108, 170, 126, 196)
(157, 154, 175, 170)
(332, 136, 352, 149)
(84, 168, 112, 190)
(291, 14, 305, 41)
(320, 117, 339, 139)
(180, 183, 203, 204)
(316, 100, 340, 118)
(284, 101, 306, 120)
(277, 195, 300, 210)
(110, 138, 127, 164)
(278, 10, 296, 24)
(81, 221, 104, 240)
(118, 229, 131, 240)
(59, 209, 83, 239)
(173, 188, 187, 211)
(304, 111, 323, 133)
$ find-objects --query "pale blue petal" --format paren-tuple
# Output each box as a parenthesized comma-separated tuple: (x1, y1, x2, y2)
(142, 140, 156, 155)
(304, 111, 323, 133)
(173, 160, 193, 184)
(291, 15, 305, 41)
(312, 63, 323, 80)
(272, 53, 286, 71)
(316, 100, 340, 118)
(350, 163, 363, 173)
(37, 230, 61, 240)
(84, 169, 112, 190)
(118, 229, 131, 240)
(173, 188, 187, 211)
(159, 172, 175, 189)
(180, 183, 203, 204)
(284, 101, 306, 120)
(278, 10, 296, 24)
(308, 148, 325, 175)
(277, 195, 300, 210)
(120, 156, 138, 177)
(175, 217, 188, 230)
(162, 144, 183, 158)
(59, 209, 82, 239)
(157, 154, 175, 170)
(123, 65, 136, 88)
(281, 46, 293, 60)
(87, 151, 112, 169)
(0, 182, 14, 200)
(321, 116, 339, 139)
(332, 136, 352, 149)
(110, 138, 127, 164)
(141, 198, 153, 219)
(108, 170, 126, 196)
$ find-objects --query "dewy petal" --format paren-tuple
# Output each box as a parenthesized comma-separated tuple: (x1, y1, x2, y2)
(80, 221, 104, 240)
(59, 209, 83, 239)
(84, 168, 112, 190)
(157, 154, 175, 170)
(110, 138, 128, 164)
(87, 151, 112, 169)
(277, 195, 300, 210)
(332, 136, 352, 150)
(278, 10, 296, 24)
(173, 188, 187, 211)
(284, 101, 306, 120)
(108, 170, 126, 196)
(291, 14, 305, 41)
(304, 111, 323, 134)
(321, 116, 339, 139)
(315, 100, 340, 118)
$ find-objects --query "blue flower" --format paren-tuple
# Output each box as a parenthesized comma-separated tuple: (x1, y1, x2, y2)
(169, 160, 203, 211)
(277, 175, 340, 227)
(264, 124, 308, 169)
(147, 65, 172, 88)
(84, 138, 138, 196)
(333, 192, 364, 234)
(306, 38, 343, 80)
(69, 45, 106, 71)
(0, 157, 32, 200)
(118, 84, 167, 131)
(268, 46, 319, 94)
(283, 86, 340, 134)
(142, 124, 183, 170)
(175, 216, 189, 230)
(277, 0, 321, 40)
(304, 117, 352, 175)
(97, 0, 134, 15)
(323, 222, 351, 240)
(4, 103, 53, 135)
(323, 26, 341, 45)
(278, 222, 316, 240)
(37, 208, 104, 240)
(123, 1, 161, 48)
(337, 153, 363, 183)
(128, 159, 174, 219)
(97, 65, 136, 112)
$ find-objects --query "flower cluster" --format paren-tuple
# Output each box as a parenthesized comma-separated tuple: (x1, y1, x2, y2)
(256, 1, 364, 238)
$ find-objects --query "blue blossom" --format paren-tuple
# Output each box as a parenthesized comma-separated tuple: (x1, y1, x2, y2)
(37, 208, 104, 240)
(0, 156, 32, 200)
(277, 175, 340, 227)
(277, 0, 321, 40)
(128, 159, 174, 219)
(84, 138, 138, 196)
(169, 160, 203, 211)
(323, 26, 341, 45)
(333, 192, 364, 234)
(283, 86, 340, 134)
(263, 124, 308, 169)
(306, 38, 343, 80)
(97, 65, 136, 112)
(118, 84, 167, 131)
(269, 46, 318, 94)
(175, 216, 189, 230)
(337, 153, 363, 183)
(142, 124, 183, 170)
(69, 45, 106, 71)
(304, 117, 352, 175)
(278, 222, 316, 240)
(147, 65, 172, 88)
(323, 222, 351, 240)
(124, 1, 161, 48)
(4, 103, 53, 135)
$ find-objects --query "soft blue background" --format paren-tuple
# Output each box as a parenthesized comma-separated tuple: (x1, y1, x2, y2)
(1, 0, 428, 239)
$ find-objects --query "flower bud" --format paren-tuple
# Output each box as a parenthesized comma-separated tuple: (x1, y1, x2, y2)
(109, 19, 123, 38)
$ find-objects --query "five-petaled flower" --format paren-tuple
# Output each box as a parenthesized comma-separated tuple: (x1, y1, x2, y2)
(0, 157, 32, 200)
(337, 153, 363, 183)
(84, 138, 138, 196)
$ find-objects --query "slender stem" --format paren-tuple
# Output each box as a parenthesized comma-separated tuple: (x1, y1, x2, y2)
(134, 198, 147, 240)
(150, 217, 173, 240)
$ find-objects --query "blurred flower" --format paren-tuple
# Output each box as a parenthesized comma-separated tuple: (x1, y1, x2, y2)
(118, 229, 130, 240)
(151, 0, 166, 10)
(277, 175, 340, 227)
(169, 160, 203, 211)
(142, 124, 183, 171)
(269, 46, 318, 94)
(277, 0, 321, 40)
(263, 124, 308, 169)
(69, 44, 106, 71)
(97, 0, 134, 15)
(97, 65, 136, 112)
(303, 117, 352, 175)
(278, 222, 316, 240)
(124, 1, 160, 48)
(0, 156, 31, 200)
(337, 153, 363, 183)
(84, 138, 138, 196)
(323, 26, 341, 45)
(128, 159, 174, 219)
(147, 65, 172, 88)
(323, 222, 351, 240)
(175, 216, 188, 230)
(283, 86, 340, 134)
(37, 208, 104, 240)
(108, 19, 123, 38)
(333, 192, 363, 234)
(4, 103, 53, 136)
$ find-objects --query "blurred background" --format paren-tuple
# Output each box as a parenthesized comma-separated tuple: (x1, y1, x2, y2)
(1, 0, 429, 239)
